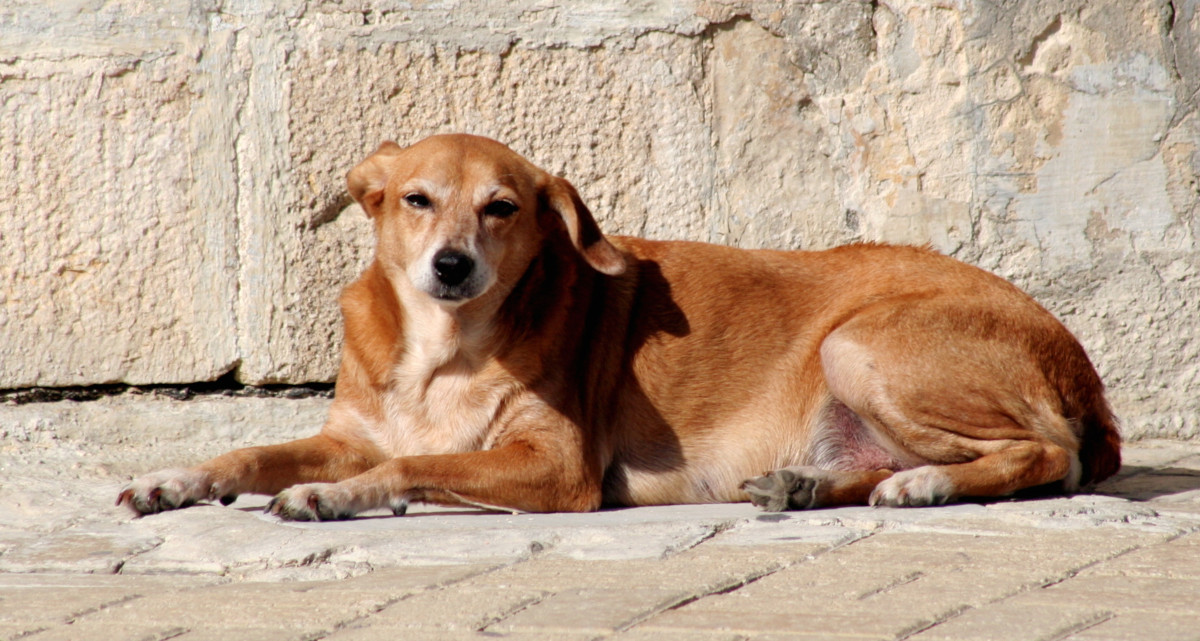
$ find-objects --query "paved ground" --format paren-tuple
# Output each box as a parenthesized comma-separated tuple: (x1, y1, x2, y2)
(2, 395, 1200, 640)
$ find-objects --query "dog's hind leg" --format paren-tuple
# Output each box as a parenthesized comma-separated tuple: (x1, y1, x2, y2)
(745, 440, 1072, 510)
(806, 302, 1086, 508)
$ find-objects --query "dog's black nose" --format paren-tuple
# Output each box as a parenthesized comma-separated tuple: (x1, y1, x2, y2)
(432, 249, 474, 287)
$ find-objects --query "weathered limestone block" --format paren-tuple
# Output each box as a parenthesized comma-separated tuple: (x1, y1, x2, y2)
(1, 0, 1196, 439)
(0, 3, 238, 387)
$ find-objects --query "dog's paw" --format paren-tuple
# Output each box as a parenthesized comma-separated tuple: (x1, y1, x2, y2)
(742, 467, 824, 512)
(117, 468, 234, 516)
(265, 483, 359, 521)
(868, 466, 955, 507)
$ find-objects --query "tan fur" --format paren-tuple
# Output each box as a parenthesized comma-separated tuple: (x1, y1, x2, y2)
(119, 134, 1121, 519)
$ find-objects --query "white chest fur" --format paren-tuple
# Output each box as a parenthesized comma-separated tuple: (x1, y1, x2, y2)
(370, 304, 514, 458)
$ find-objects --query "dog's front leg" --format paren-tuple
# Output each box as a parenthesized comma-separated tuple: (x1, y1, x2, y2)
(117, 433, 381, 516)
(265, 437, 599, 521)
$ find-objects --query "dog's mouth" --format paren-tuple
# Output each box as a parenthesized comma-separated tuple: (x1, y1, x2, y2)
(432, 290, 470, 303)
(427, 282, 483, 304)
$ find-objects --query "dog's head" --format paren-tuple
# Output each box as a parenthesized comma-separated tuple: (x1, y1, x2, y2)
(347, 134, 624, 305)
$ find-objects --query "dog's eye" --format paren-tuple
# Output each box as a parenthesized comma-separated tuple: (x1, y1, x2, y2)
(405, 193, 431, 209)
(484, 200, 518, 219)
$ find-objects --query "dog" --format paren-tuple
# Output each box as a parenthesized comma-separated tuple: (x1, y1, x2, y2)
(118, 133, 1121, 520)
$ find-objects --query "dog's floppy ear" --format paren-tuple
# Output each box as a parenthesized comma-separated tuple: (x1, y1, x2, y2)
(543, 176, 626, 276)
(347, 141, 403, 217)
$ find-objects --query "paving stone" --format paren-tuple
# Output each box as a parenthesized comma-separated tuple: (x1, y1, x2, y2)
(475, 548, 819, 634)
(0, 526, 163, 574)
(637, 524, 1186, 640)
(293, 564, 497, 593)
(642, 605, 946, 638)
(904, 602, 1112, 641)
(17, 622, 192, 641)
(354, 585, 553, 632)
(1077, 531, 1200, 579)
(694, 530, 1153, 609)
(0, 574, 218, 627)
(325, 628, 595, 641)
(0, 624, 41, 641)
(167, 628, 335, 641)
(489, 586, 688, 635)
(1167, 454, 1200, 471)
(611, 630, 761, 641)
(80, 582, 390, 631)
(1107, 441, 1200, 472)
(1064, 612, 1200, 641)
(1024, 576, 1200, 613)
(469, 544, 817, 594)
(1097, 472, 1200, 504)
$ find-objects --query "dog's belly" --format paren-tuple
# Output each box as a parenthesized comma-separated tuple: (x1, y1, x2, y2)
(606, 461, 752, 505)
(805, 399, 917, 471)
(603, 415, 810, 506)
(604, 399, 918, 506)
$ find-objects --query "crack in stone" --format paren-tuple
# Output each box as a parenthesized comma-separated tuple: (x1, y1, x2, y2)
(1039, 610, 1116, 641)
(113, 537, 167, 575)
(64, 592, 144, 624)
(659, 518, 739, 560)
(857, 570, 926, 600)
(894, 604, 974, 640)
(1016, 15, 1063, 68)
(298, 557, 532, 641)
(474, 591, 553, 632)
(609, 527, 880, 639)
(10, 628, 50, 640)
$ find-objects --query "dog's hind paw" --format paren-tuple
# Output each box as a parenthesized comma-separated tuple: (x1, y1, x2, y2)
(868, 466, 955, 507)
(265, 483, 359, 521)
(742, 467, 823, 512)
(117, 468, 231, 516)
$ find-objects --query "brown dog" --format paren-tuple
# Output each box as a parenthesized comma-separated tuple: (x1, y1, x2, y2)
(118, 134, 1121, 520)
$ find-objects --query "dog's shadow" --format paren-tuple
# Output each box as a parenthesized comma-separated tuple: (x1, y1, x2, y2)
(993, 464, 1200, 505)
(1088, 464, 1200, 502)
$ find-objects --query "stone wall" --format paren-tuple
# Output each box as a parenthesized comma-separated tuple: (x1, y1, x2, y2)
(2, 0, 1197, 439)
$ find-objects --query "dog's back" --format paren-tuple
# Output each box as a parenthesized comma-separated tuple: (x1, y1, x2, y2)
(592, 239, 1120, 507)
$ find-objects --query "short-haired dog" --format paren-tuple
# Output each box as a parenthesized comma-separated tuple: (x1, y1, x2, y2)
(119, 134, 1120, 520)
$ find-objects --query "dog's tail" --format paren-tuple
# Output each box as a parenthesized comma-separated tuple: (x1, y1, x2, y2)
(1030, 318, 1121, 489)
(1049, 336, 1121, 487)
(1075, 397, 1122, 487)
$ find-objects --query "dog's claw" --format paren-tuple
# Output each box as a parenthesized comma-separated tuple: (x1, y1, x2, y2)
(264, 494, 317, 521)
(116, 468, 219, 516)
(390, 498, 409, 516)
(266, 484, 356, 521)
(117, 482, 193, 516)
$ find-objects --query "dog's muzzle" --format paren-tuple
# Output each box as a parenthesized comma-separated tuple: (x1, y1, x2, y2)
(417, 247, 491, 303)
